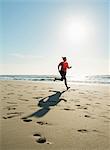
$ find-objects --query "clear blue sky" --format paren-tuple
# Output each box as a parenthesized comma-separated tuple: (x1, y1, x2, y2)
(0, 0, 109, 77)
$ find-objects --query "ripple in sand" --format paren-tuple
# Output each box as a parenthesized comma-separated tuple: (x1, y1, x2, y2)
(79, 92, 85, 94)
(7, 112, 23, 115)
(7, 102, 17, 104)
(3, 111, 24, 119)
(86, 103, 91, 106)
(28, 105, 37, 108)
(88, 99, 92, 101)
(2, 116, 7, 119)
(3, 97, 7, 98)
(3, 114, 20, 119)
(71, 89, 77, 91)
(7, 115, 17, 118)
(7, 93, 14, 95)
(18, 94, 23, 96)
(95, 102, 100, 105)
(92, 129, 100, 133)
(19, 99, 29, 101)
(73, 99, 80, 103)
(100, 115, 110, 120)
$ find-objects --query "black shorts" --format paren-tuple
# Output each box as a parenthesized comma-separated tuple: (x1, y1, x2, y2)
(59, 70, 66, 80)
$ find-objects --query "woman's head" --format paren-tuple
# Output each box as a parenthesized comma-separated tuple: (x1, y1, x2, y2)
(62, 57, 67, 61)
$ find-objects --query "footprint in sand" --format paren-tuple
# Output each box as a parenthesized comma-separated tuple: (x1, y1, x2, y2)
(6, 105, 18, 110)
(63, 108, 75, 111)
(77, 128, 102, 135)
(22, 118, 32, 122)
(33, 133, 52, 144)
(75, 105, 88, 110)
(8, 107, 16, 110)
(36, 121, 51, 126)
(84, 115, 91, 118)
(83, 107, 88, 110)
(33, 133, 46, 143)
(77, 129, 88, 133)
(76, 104, 81, 107)
(33, 133, 41, 137)
(33, 97, 43, 99)
(36, 137, 46, 143)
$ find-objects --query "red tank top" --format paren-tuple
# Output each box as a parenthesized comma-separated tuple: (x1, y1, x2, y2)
(60, 61, 69, 72)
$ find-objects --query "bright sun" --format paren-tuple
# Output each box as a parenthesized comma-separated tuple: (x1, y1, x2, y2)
(59, 16, 90, 45)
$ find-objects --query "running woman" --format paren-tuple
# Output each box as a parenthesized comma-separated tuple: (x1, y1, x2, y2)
(54, 57, 72, 90)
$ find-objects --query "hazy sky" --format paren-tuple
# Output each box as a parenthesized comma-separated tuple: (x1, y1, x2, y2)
(0, 0, 109, 77)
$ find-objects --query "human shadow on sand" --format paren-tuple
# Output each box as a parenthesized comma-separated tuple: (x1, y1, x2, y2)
(22, 90, 66, 119)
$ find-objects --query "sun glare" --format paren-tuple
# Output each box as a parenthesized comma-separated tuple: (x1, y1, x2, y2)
(59, 16, 90, 45)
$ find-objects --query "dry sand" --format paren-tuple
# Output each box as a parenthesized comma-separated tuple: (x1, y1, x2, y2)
(0, 80, 110, 150)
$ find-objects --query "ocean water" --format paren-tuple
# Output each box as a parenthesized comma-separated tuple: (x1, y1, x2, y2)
(0, 75, 110, 84)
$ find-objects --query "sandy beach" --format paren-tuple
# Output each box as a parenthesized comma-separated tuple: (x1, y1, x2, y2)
(0, 80, 110, 150)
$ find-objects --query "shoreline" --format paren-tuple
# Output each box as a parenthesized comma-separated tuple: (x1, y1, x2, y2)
(0, 79, 109, 86)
